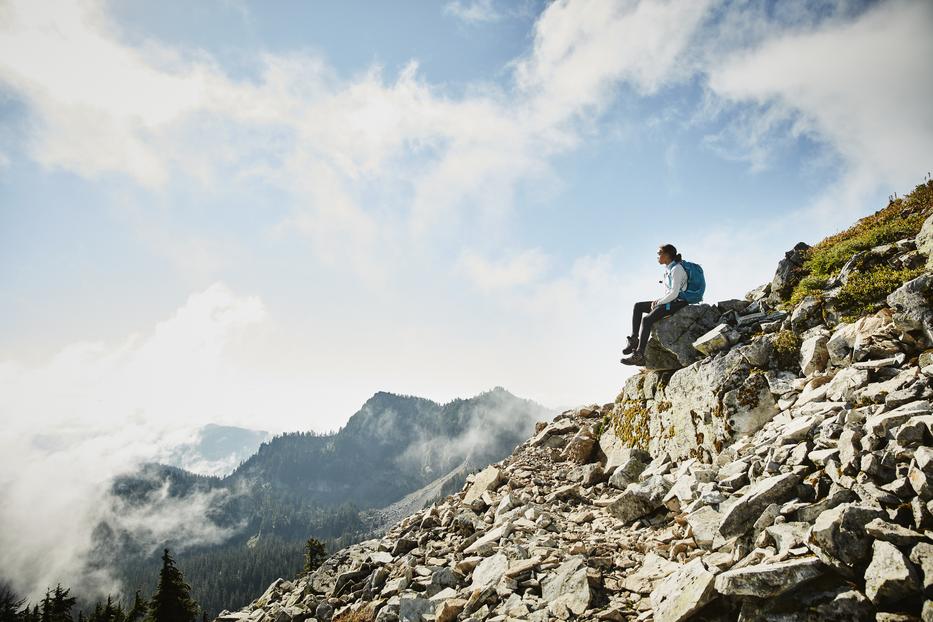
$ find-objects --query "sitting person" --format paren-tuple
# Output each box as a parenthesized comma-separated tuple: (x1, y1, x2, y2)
(621, 244, 691, 366)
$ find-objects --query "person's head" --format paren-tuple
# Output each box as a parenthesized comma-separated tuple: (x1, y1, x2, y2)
(657, 244, 682, 265)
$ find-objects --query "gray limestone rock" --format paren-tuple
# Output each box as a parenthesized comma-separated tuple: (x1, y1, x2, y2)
(606, 475, 672, 524)
(864, 539, 921, 606)
(644, 304, 722, 370)
(398, 597, 434, 622)
(807, 503, 885, 576)
(713, 556, 824, 598)
(470, 553, 509, 590)
(719, 471, 802, 538)
(541, 555, 591, 616)
(909, 542, 933, 594)
(650, 558, 717, 622)
(825, 367, 869, 403)
(598, 429, 651, 471)
(916, 213, 933, 268)
(800, 333, 830, 376)
(692, 323, 739, 357)
(887, 272, 933, 346)
(791, 295, 824, 332)
(686, 505, 721, 550)
(463, 466, 503, 505)
(768, 242, 810, 303)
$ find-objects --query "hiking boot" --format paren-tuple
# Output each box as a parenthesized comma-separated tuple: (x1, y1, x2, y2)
(622, 335, 639, 355)
(620, 351, 646, 366)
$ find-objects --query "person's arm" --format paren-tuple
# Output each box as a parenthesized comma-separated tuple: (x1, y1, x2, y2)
(656, 264, 686, 305)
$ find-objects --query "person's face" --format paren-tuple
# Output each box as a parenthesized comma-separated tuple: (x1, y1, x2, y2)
(657, 249, 669, 264)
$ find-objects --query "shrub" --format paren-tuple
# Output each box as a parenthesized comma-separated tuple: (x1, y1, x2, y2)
(834, 265, 925, 322)
(785, 179, 933, 309)
(772, 329, 800, 371)
(788, 274, 829, 306)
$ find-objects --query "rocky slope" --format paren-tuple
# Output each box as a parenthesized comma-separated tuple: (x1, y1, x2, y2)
(214, 192, 933, 621)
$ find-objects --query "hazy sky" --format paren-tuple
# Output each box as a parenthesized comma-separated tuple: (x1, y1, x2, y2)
(2, 0, 932, 600)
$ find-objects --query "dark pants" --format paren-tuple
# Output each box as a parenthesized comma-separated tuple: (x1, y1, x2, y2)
(631, 299, 689, 353)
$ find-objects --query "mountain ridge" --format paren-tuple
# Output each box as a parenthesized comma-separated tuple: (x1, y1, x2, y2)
(94, 386, 553, 617)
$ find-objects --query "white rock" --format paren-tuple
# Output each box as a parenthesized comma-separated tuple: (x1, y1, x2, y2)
(825, 367, 869, 402)
(541, 555, 591, 616)
(463, 466, 504, 505)
(864, 540, 921, 606)
(471, 553, 509, 590)
(713, 556, 823, 598)
(799, 334, 829, 376)
(650, 558, 716, 622)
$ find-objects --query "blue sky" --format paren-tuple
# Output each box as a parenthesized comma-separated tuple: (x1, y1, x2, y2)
(1, 0, 932, 598)
(2, 0, 931, 431)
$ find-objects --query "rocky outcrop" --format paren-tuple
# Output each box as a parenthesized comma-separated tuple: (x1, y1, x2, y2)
(767, 241, 810, 303)
(643, 304, 721, 370)
(213, 202, 933, 622)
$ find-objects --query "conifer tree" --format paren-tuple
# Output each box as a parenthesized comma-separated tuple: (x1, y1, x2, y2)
(48, 585, 76, 622)
(303, 538, 327, 574)
(0, 582, 25, 622)
(39, 590, 51, 622)
(125, 592, 146, 622)
(146, 549, 199, 622)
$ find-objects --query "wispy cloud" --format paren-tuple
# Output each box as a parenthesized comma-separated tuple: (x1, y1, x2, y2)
(0, 0, 715, 281)
(443, 0, 508, 23)
(457, 248, 550, 292)
(701, 0, 933, 225)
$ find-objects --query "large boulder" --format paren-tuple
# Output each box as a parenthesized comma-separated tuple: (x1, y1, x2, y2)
(650, 558, 717, 622)
(767, 241, 810, 303)
(649, 348, 778, 461)
(887, 273, 933, 347)
(644, 304, 721, 370)
(864, 540, 921, 606)
(541, 556, 591, 616)
(807, 503, 885, 577)
(916, 212, 933, 269)
(606, 475, 671, 524)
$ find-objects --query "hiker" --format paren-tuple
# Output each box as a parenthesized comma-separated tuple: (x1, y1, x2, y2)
(620, 244, 704, 366)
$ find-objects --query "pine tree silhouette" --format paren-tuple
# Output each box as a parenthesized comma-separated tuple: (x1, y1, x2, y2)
(147, 549, 199, 622)
(0, 581, 26, 622)
(303, 538, 327, 574)
(48, 585, 76, 622)
(125, 592, 147, 622)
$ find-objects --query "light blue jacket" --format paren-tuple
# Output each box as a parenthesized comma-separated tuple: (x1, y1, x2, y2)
(657, 260, 688, 305)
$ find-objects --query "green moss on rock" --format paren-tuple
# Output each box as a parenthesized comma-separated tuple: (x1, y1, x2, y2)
(772, 329, 801, 371)
(609, 399, 651, 451)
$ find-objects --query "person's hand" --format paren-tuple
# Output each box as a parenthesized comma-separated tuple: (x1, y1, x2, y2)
(651, 299, 658, 310)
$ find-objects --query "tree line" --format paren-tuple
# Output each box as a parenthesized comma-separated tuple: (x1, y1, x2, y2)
(2, 539, 329, 622)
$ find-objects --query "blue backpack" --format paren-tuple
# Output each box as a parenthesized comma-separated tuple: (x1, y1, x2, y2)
(674, 260, 705, 303)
